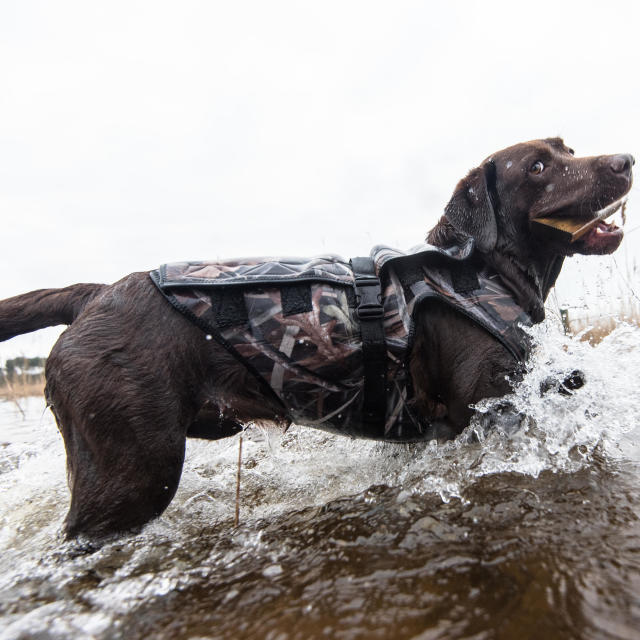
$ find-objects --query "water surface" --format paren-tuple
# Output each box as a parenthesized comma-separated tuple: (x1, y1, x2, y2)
(1, 323, 639, 639)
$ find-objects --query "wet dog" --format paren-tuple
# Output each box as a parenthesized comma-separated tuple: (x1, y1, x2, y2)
(0, 138, 632, 538)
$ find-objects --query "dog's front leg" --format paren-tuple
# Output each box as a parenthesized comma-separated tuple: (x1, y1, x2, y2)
(411, 302, 522, 439)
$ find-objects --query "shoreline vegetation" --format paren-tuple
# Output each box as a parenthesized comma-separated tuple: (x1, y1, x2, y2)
(1, 306, 638, 402)
(0, 356, 46, 403)
(0, 379, 45, 401)
(561, 301, 640, 344)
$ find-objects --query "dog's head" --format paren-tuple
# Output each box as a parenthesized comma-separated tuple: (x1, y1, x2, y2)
(433, 138, 633, 257)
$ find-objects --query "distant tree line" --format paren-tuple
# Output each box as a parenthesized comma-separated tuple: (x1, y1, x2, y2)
(0, 357, 46, 386)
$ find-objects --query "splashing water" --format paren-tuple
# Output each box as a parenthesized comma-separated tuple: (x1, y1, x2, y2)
(1, 322, 639, 639)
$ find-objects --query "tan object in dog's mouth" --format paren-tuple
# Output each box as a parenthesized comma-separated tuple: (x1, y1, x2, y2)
(532, 198, 627, 243)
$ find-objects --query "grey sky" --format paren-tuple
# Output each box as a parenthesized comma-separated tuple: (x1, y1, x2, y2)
(2, 0, 640, 358)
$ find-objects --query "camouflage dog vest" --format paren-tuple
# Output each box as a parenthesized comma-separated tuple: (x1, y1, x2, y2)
(150, 240, 532, 442)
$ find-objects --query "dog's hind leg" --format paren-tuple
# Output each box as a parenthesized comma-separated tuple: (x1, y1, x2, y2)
(42, 271, 284, 537)
(50, 388, 189, 539)
(43, 279, 203, 538)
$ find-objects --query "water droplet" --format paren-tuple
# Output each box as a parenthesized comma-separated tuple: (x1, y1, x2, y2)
(263, 564, 283, 578)
(224, 589, 239, 602)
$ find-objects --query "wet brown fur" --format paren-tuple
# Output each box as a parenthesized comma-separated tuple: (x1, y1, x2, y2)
(0, 139, 632, 537)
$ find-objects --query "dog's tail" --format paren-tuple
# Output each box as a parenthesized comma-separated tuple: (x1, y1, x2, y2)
(0, 283, 106, 342)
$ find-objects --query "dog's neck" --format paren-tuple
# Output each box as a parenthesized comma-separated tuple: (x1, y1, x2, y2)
(427, 217, 564, 323)
(484, 248, 564, 322)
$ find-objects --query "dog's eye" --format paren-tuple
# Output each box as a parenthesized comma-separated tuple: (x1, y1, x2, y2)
(530, 161, 545, 174)
(567, 148, 575, 156)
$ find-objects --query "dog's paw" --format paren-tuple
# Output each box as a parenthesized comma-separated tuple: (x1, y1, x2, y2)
(560, 369, 585, 393)
(540, 369, 585, 396)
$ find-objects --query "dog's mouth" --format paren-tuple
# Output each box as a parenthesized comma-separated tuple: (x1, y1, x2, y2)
(531, 196, 627, 254)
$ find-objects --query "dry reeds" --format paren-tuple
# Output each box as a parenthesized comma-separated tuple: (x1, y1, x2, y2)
(560, 299, 640, 345)
(0, 356, 46, 401)
(0, 375, 45, 400)
(0, 375, 44, 419)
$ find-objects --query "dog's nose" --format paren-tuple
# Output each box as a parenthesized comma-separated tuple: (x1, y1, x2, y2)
(610, 154, 635, 175)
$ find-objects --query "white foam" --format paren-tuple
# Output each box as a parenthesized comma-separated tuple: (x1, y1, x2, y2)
(1, 316, 639, 636)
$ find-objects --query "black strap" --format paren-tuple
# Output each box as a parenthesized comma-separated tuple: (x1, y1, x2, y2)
(350, 257, 387, 433)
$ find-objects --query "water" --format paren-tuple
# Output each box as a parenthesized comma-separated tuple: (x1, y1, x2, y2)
(1, 322, 640, 639)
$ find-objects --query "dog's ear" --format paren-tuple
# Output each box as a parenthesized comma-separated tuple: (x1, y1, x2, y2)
(444, 161, 497, 253)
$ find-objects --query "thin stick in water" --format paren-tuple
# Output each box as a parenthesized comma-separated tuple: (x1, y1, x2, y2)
(235, 435, 243, 526)
(5, 380, 26, 419)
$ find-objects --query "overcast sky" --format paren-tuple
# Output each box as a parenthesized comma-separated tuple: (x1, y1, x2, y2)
(2, 0, 640, 359)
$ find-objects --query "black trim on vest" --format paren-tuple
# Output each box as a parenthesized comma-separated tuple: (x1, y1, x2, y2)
(350, 256, 387, 433)
(281, 284, 313, 316)
(210, 289, 248, 328)
(396, 263, 424, 302)
(451, 261, 480, 294)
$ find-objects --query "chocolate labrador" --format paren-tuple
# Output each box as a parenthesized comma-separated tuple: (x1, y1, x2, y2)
(0, 138, 632, 538)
